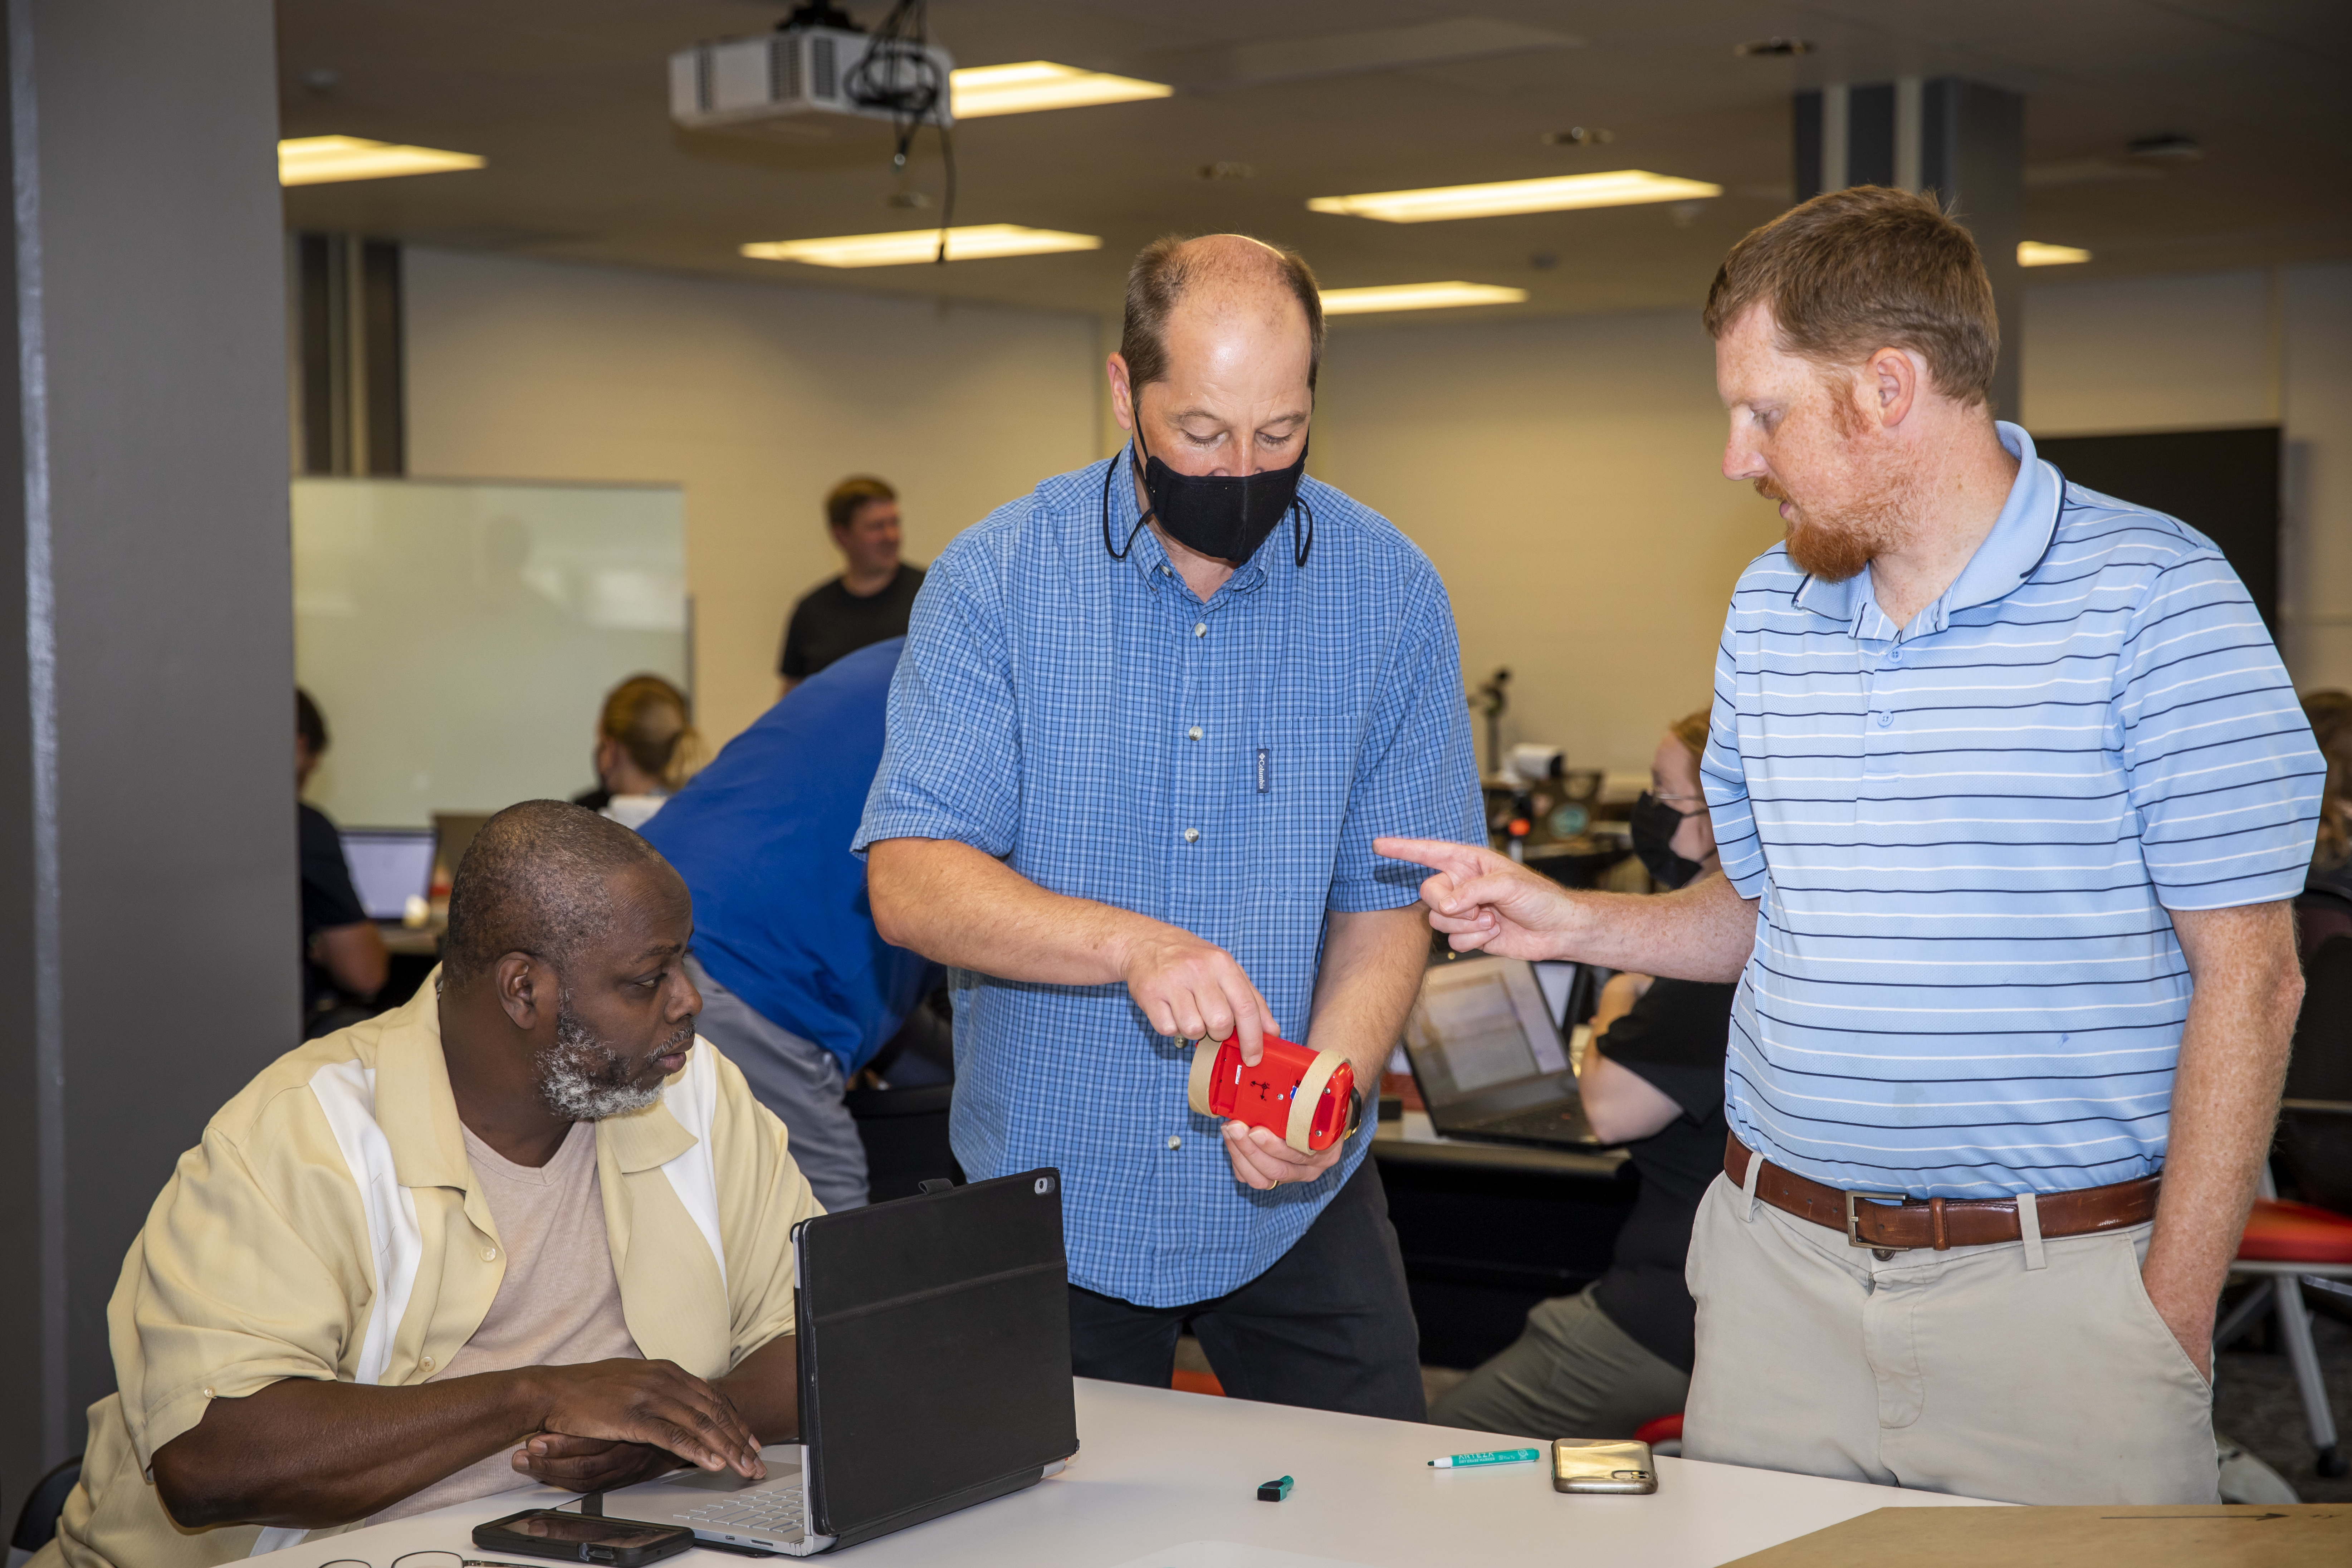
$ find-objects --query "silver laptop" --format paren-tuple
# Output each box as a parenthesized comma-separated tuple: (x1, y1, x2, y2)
(600, 1444, 817, 1553)
(1401, 956, 1604, 1148)
(337, 827, 435, 923)
(602, 1169, 1077, 1555)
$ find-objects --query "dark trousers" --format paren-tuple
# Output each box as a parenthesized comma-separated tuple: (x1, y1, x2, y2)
(1068, 1156, 1426, 1421)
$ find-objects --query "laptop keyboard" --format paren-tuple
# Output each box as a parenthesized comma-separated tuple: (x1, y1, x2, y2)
(1472, 1105, 1586, 1139)
(678, 1482, 806, 1538)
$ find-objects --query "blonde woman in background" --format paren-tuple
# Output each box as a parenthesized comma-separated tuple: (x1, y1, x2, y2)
(578, 674, 702, 831)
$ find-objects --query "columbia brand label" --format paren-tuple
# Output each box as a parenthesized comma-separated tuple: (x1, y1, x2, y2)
(1257, 747, 1272, 794)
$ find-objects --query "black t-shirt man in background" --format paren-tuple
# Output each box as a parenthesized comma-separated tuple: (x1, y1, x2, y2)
(296, 688, 387, 1031)
(776, 475, 925, 696)
(1432, 709, 1736, 1440)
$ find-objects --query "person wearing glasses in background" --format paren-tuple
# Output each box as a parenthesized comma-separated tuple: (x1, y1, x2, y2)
(1433, 709, 1738, 1442)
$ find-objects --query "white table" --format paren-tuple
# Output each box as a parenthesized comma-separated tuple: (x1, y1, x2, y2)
(254, 1379, 1990, 1568)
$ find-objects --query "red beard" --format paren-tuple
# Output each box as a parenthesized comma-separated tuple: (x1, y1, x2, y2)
(1756, 476, 1901, 584)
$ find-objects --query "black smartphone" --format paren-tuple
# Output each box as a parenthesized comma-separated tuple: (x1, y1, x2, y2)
(471, 1507, 697, 1565)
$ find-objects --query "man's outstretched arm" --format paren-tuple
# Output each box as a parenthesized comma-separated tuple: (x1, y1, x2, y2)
(868, 836, 1278, 1058)
(151, 1357, 766, 1530)
(2141, 899, 2303, 1379)
(1373, 838, 1757, 982)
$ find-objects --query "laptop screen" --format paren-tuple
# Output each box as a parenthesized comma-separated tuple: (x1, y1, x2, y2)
(339, 829, 435, 921)
(1404, 957, 1573, 1106)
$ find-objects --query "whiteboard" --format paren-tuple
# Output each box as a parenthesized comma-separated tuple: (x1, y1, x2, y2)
(293, 477, 689, 829)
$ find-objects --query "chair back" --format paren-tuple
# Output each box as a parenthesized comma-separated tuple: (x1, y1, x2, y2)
(11, 1455, 80, 1551)
(846, 1082, 962, 1204)
(2282, 934, 2352, 1212)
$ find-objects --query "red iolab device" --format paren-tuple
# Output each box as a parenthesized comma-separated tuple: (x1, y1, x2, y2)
(1187, 1034, 1358, 1153)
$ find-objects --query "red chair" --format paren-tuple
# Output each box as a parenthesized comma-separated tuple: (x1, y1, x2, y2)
(2217, 1125, 2352, 1479)
(1633, 1412, 1683, 1457)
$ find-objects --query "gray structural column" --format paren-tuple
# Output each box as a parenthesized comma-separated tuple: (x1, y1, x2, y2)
(1795, 77, 2025, 419)
(0, 0, 295, 1510)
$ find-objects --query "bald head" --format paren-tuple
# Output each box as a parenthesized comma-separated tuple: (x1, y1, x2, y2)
(1120, 233, 1325, 399)
(441, 799, 681, 990)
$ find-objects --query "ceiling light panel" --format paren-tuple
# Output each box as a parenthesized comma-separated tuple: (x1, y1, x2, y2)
(742, 224, 1101, 268)
(278, 136, 484, 186)
(1320, 282, 1530, 315)
(949, 62, 1172, 119)
(2018, 241, 2093, 266)
(1309, 170, 1722, 223)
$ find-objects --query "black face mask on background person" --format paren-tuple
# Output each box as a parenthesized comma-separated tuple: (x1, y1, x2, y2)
(1630, 791, 1705, 890)
(1102, 426, 1315, 567)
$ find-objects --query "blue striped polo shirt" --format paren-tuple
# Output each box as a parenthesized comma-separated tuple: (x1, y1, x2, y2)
(1704, 422, 2322, 1200)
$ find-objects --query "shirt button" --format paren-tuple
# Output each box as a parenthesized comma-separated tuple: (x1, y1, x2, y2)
(482, 1246, 499, 1261)
(1876, 711, 1893, 728)
(1194, 621, 1207, 638)
(1188, 726, 1203, 741)
(420, 1355, 435, 1372)
(201, 1386, 215, 1400)
(1167, 1135, 1182, 1151)
(1888, 646, 1903, 662)
(1183, 827, 1200, 843)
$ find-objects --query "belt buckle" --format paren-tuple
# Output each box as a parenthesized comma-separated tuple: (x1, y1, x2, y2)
(1843, 1189, 1910, 1251)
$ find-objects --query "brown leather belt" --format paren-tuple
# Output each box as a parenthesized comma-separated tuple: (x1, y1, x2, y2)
(1725, 1134, 2159, 1254)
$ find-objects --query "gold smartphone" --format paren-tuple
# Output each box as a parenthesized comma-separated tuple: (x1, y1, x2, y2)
(1552, 1438, 1657, 1494)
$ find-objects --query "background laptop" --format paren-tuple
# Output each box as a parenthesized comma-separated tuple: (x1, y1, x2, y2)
(1401, 956, 1604, 1149)
(336, 827, 435, 923)
(431, 810, 494, 886)
(602, 1168, 1078, 1555)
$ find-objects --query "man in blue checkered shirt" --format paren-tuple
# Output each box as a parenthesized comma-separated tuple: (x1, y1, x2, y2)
(856, 234, 1480, 1418)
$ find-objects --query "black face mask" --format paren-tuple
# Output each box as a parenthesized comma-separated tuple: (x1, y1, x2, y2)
(1630, 791, 1705, 890)
(1103, 428, 1314, 568)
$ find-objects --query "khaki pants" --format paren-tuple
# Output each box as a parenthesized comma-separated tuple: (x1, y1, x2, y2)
(1683, 1173, 2219, 1505)
(1429, 1285, 1691, 1441)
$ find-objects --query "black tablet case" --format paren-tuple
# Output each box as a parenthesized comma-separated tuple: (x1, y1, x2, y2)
(794, 1168, 1077, 1551)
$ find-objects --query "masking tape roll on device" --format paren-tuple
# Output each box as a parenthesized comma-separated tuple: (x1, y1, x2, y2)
(1186, 1034, 1359, 1154)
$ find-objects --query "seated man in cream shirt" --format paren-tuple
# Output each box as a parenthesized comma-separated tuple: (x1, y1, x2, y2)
(44, 800, 821, 1567)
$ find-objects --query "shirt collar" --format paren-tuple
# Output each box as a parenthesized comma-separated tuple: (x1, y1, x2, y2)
(371, 975, 474, 1191)
(373, 965, 696, 1188)
(1940, 421, 2060, 618)
(1104, 444, 1273, 601)
(1790, 420, 2060, 639)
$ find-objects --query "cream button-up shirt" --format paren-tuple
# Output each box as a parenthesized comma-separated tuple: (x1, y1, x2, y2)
(46, 975, 821, 1568)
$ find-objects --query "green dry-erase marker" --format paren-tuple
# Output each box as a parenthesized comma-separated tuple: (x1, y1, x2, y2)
(1428, 1447, 1541, 1469)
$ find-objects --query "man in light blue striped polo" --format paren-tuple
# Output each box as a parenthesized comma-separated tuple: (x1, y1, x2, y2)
(1382, 186, 2320, 1505)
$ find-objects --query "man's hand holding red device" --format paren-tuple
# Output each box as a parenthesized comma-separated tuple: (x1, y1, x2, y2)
(1117, 927, 1345, 1191)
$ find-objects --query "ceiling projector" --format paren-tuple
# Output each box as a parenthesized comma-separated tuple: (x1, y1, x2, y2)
(670, 10, 956, 132)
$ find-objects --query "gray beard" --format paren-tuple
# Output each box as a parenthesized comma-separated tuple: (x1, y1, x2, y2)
(535, 999, 677, 1121)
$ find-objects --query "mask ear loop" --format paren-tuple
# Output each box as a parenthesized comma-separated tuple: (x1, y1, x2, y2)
(1290, 492, 1315, 568)
(1101, 447, 1154, 561)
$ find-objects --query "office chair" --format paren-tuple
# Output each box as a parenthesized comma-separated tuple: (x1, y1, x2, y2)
(2279, 934, 2352, 1214)
(2216, 1143, 2352, 1478)
(845, 1080, 963, 1204)
(11, 1455, 80, 1553)
(2213, 932, 2352, 1476)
